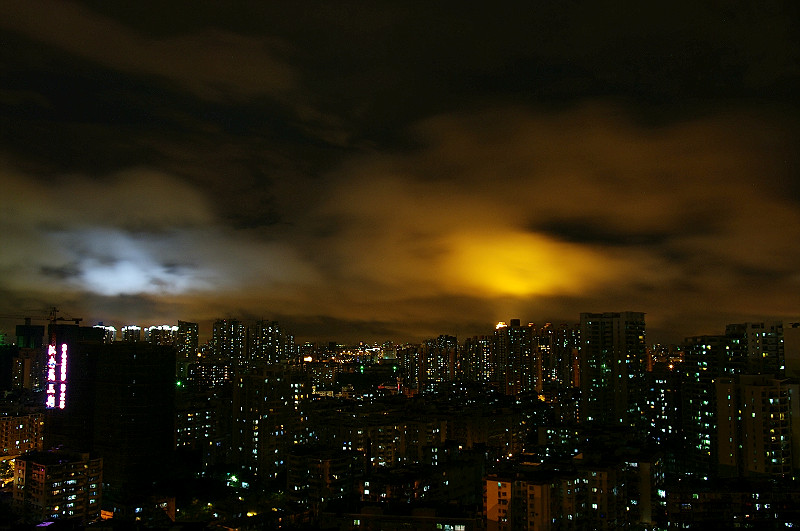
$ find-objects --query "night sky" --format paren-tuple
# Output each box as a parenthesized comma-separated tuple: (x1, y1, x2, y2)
(1, 1, 798, 343)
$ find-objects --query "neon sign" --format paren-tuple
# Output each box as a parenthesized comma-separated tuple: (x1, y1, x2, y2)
(59, 343, 67, 409)
(45, 343, 67, 409)
(46, 345, 56, 408)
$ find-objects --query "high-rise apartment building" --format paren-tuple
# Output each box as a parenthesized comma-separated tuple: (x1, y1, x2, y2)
(398, 336, 459, 392)
(398, 344, 422, 391)
(120, 325, 141, 342)
(43, 337, 176, 516)
(681, 334, 736, 477)
(725, 321, 785, 377)
(212, 319, 247, 372)
(176, 320, 199, 379)
(87, 342, 176, 508)
(231, 364, 292, 479)
(144, 324, 178, 345)
(462, 335, 493, 384)
(716, 374, 799, 479)
(420, 335, 459, 391)
(645, 361, 682, 450)
(248, 320, 293, 367)
(681, 322, 789, 478)
(176, 321, 198, 356)
(579, 312, 647, 429)
(494, 320, 537, 395)
(92, 324, 116, 344)
(547, 323, 581, 388)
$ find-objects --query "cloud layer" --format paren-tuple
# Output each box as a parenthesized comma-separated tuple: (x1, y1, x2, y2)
(0, 2, 797, 343)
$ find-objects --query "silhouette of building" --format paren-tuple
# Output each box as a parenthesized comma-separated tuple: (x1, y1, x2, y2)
(86, 342, 176, 511)
(42, 335, 176, 516)
(579, 312, 646, 430)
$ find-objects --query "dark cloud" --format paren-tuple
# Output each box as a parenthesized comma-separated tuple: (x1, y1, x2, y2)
(534, 219, 674, 248)
(39, 264, 81, 281)
(2, 1, 297, 101)
(0, 1, 798, 344)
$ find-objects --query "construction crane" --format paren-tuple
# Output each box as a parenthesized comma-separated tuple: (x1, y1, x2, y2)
(0, 308, 83, 352)
(47, 307, 83, 325)
(0, 307, 82, 326)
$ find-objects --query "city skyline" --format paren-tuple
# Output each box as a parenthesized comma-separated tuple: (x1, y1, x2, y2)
(1, 1, 798, 344)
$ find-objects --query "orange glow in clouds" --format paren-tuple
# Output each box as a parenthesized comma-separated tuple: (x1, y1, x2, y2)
(444, 231, 617, 297)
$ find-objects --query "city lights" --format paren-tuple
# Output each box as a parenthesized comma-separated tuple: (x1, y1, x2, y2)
(1, 0, 796, 527)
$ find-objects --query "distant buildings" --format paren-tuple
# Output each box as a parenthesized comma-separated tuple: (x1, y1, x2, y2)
(120, 325, 141, 342)
(145, 324, 179, 345)
(413, 335, 459, 392)
(414, 322, 578, 398)
(249, 319, 295, 366)
(462, 335, 493, 384)
(4, 309, 800, 528)
(175, 320, 199, 379)
(212, 318, 247, 372)
(92, 324, 116, 344)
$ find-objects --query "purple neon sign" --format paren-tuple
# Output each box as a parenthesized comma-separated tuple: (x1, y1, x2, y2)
(45, 343, 67, 409)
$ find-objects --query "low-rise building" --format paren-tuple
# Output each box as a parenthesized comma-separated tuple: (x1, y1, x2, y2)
(13, 450, 102, 524)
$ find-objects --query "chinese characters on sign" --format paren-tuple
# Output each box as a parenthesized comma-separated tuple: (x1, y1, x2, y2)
(45, 343, 67, 409)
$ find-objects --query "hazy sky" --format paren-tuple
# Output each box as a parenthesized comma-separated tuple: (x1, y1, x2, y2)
(1, 1, 798, 343)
